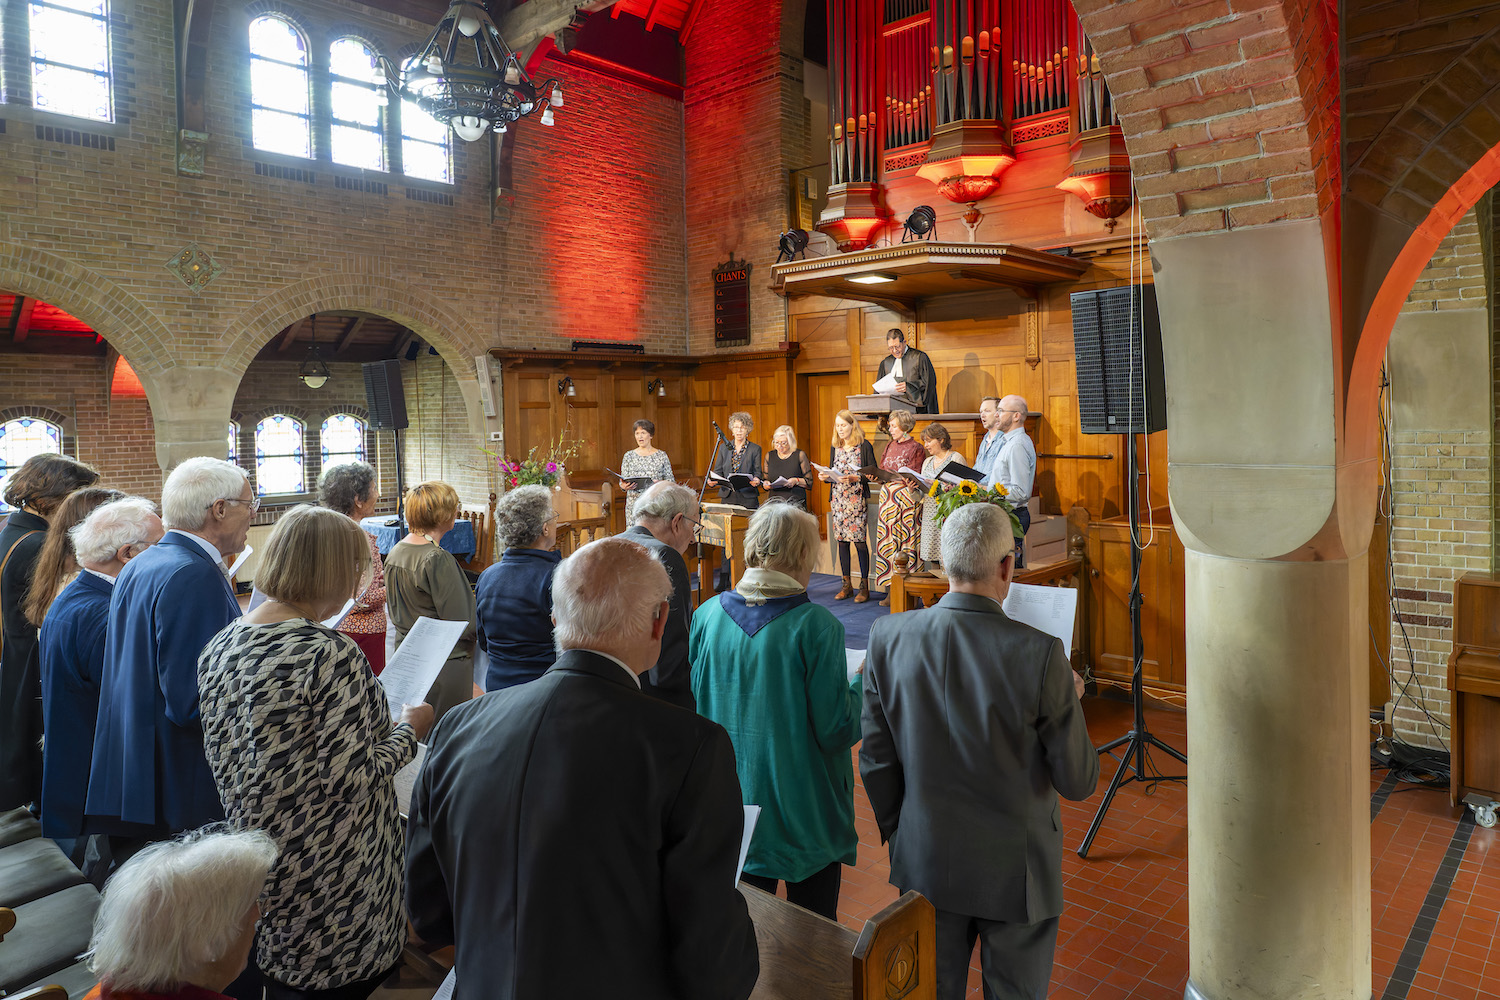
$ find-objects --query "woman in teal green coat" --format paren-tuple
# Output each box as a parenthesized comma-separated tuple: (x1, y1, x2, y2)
(690, 502, 862, 920)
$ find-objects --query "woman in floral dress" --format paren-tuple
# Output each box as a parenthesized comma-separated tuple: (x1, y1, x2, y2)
(821, 410, 876, 602)
(620, 419, 674, 525)
(871, 409, 926, 604)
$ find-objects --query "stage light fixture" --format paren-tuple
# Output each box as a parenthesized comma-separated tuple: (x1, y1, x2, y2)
(775, 228, 810, 263)
(900, 205, 937, 242)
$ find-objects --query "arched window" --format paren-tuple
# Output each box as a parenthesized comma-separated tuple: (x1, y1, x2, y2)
(400, 57, 452, 183)
(227, 421, 240, 463)
(30, 0, 114, 122)
(329, 38, 386, 170)
(254, 414, 305, 496)
(320, 413, 366, 466)
(0, 417, 64, 510)
(249, 15, 312, 158)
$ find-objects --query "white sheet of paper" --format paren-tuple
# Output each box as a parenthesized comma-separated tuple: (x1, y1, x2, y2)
(378, 616, 468, 720)
(432, 968, 455, 1000)
(845, 648, 866, 684)
(872, 370, 900, 394)
(764, 476, 795, 489)
(1001, 583, 1078, 658)
(321, 597, 357, 630)
(246, 587, 268, 613)
(737, 805, 761, 886)
(394, 742, 427, 820)
(226, 544, 253, 579)
(811, 461, 838, 481)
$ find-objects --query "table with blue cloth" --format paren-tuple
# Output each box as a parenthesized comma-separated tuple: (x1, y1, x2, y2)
(359, 517, 476, 560)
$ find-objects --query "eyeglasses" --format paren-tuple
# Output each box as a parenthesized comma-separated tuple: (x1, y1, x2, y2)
(209, 497, 261, 514)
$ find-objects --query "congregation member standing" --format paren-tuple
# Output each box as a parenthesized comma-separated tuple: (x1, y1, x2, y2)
(23, 486, 124, 628)
(762, 425, 813, 510)
(406, 537, 759, 1000)
(822, 409, 876, 603)
(475, 485, 560, 692)
(87, 457, 250, 858)
(861, 503, 1097, 1000)
(870, 409, 926, 605)
(619, 418, 674, 525)
(623, 481, 698, 711)
(0, 453, 99, 811)
(199, 505, 433, 1000)
(384, 480, 476, 719)
(917, 423, 963, 564)
(317, 461, 389, 673)
(980, 393, 1037, 567)
(37, 497, 162, 858)
(690, 503, 860, 920)
(710, 411, 761, 510)
(876, 328, 938, 413)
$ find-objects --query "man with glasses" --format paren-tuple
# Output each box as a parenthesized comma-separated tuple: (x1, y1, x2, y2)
(977, 394, 1037, 567)
(87, 458, 255, 866)
(626, 482, 700, 711)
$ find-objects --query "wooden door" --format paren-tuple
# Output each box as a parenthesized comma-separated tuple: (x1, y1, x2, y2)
(805, 373, 847, 537)
(1086, 510, 1186, 691)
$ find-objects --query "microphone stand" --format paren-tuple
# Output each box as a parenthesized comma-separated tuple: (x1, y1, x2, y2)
(697, 430, 726, 601)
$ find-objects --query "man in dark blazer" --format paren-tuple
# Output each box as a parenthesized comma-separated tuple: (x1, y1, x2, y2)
(625, 481, 698, 711)
(876, 328, 939, 413)
(860, 502, 1097, 1000)
(86, 458, 254, 855)
(406, 536, 758, 1000)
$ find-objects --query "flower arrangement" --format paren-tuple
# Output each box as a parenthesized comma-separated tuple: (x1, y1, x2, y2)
(932, 478, 1023, 537)
(493, 434, 579, 491)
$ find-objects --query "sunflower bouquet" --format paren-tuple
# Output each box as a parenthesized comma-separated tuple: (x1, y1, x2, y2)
(932, 477, 1023, 537)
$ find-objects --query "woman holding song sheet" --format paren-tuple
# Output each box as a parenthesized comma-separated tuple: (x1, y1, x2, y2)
(763, 425, 812, 510)
(870, 409, 926, 604)
(198, 505, 433, 1000)
(619, 419, 674, 525)
(822, 410, 876, 603)
(918, 423, 964, 564)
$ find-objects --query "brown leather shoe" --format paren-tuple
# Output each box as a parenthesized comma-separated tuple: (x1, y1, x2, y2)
(878, 595, 891, 607)
(855, 584, 870, 603)
(834, 576, 854, 600)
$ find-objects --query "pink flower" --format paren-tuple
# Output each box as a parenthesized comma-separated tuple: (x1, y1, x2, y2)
(546, 461, 557, 472)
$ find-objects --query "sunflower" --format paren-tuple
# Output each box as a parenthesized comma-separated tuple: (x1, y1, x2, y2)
(927, 479, 942, 498)
(958, 479, 978, 496)
(990, 482, 1008, 497)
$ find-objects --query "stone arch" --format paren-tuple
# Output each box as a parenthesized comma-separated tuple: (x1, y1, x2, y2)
(0, 241, 176, 411)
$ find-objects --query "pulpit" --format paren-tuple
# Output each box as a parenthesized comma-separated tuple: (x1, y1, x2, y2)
(1447, 573, 1500, 808)
(695, 502, 752, 607)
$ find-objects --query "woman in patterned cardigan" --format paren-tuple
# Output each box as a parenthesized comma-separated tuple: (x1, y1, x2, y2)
(198, 505, 434, 1000)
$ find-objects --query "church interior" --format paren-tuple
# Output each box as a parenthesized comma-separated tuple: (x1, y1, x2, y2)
(4, 0, 1500, 996)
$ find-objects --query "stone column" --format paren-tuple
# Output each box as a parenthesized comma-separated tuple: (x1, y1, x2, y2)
(146, 366, 242, 472)
(1151, 220, 1373, 1000)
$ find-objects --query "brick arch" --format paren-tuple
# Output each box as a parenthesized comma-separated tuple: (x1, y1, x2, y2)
(1070, 0, 1335, 240)
(218, 273, 488, 379)
(0, 241, 175, 403)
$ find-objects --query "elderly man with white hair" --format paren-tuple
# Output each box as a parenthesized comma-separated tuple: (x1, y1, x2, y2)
(860, 502, 1096, 1000)
(37, 496, 163, 851)
(624, 480, 699, 710)
(406, 536, 759, 1000)
(87, 458, 255, 864)
(84, 825, 278, 1000)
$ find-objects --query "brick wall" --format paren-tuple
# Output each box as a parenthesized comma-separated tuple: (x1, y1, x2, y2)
(1399, 212, 1486, 314)
(401, 353, 495, 505)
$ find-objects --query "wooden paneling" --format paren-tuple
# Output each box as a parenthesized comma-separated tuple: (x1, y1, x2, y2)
(1086, 508, 1186, 691)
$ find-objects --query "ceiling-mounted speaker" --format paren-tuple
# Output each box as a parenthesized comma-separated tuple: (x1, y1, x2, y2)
(362, 360, 409, 430)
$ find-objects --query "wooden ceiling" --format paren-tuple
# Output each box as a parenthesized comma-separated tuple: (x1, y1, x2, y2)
(1, 294, 107, 356)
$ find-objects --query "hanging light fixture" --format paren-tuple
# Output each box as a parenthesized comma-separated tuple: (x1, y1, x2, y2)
(380, 0, 565, 142)
(299, 314, 331, 389)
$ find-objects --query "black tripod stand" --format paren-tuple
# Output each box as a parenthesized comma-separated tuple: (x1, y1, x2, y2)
(1077, 431, 1186, 858)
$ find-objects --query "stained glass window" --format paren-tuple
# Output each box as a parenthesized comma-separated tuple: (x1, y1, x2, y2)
(400, 57, 452, 183)
(254, 414, 304, 496)
(0, 417, 64, 511)
(249, 16, 312, 158)
(330, 38, 386, 170)
(320, 413, 366, 466)
(228, 421, 239, 463)
(30, 0, 113, 122)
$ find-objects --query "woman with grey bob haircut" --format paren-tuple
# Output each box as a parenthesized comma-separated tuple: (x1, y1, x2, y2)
(316, 461, 376, 518)
(85, 826, 277, 998)
(475, 485, 562, 691)
(494, 485, 556, 549)
(741, 501, 821, 579)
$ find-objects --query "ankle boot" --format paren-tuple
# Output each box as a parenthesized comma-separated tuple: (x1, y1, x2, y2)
(854, 582, 870, 603)
(834, 576, 854, 600)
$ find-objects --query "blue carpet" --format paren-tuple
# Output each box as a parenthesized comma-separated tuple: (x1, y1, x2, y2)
(807, 572, 891, 650)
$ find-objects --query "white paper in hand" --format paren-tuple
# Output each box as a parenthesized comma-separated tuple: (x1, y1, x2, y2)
(845, 648, 866, 684)
(736, 805, 761, 886)
(1001, 583, 1078, 658)
(394, 742, 427, 820)
(378, 616, 468, 720)
(432, 968, 456, 1000)
(226, 544, 254, 579)
(321, 597, 357, 630)
(872, 370, 900, 395)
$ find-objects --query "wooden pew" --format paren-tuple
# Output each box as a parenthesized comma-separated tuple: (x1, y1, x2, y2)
(455, 493, 498, 575)
(553, 476, 614, 557)
(741, 884, 935, 1000)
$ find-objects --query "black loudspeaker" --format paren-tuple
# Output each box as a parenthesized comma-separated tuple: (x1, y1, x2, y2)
(362, 360, 409, 430)
(1070, 284, 1167, 435)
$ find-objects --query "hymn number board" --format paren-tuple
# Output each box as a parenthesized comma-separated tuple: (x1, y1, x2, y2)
(713, 257, 751, 347)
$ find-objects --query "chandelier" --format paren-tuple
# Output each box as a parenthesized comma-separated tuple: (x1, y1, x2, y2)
(381, 0, 564, 142)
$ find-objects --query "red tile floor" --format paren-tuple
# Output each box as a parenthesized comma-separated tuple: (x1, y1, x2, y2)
(831, 695, 1500, 1000)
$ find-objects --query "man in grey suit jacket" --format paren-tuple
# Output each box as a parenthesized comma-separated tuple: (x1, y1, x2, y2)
(624, 481, 698, 711)
(860, 502, 1098, 1000)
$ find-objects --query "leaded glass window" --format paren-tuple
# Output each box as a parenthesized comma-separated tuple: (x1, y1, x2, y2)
(320, 413, 366, 466)
(228, 421, 240, 463)
(249, 15, 312, 158)
(254, 414, 304, 495)
(400, 57, 452, 183)
(30, 0, 113, 122)
(330, 38, 386, 170)
(0, 417, 63, 511)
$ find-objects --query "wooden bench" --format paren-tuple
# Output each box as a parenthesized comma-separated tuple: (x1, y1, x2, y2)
(0, 809, 100, 1000)
(742, 884, 935, 999)
(455, 493, 498, 575)
(553, 476, 613, 557)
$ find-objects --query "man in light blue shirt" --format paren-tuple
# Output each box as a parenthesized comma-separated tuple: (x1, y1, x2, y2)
(980, 395, 1036, 567)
